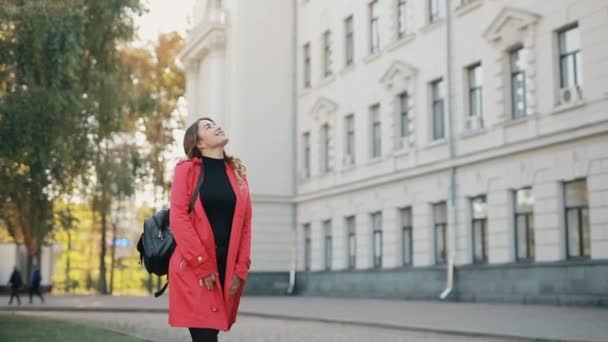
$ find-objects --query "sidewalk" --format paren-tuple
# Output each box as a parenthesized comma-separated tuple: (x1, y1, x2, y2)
(1, 295, 607, 342)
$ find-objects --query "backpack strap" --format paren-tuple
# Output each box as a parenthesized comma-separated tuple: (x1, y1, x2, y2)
(187, 163, 205, 214)
(154, 281, 169, 298)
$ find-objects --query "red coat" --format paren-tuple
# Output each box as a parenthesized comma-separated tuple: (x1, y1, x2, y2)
(168, 157, 252, 331)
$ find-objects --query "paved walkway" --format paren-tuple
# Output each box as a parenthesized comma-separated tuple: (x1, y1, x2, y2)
(1, 295, 607, 342)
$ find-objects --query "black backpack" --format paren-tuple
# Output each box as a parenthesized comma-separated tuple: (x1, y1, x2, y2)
(137, 163, 204, 297)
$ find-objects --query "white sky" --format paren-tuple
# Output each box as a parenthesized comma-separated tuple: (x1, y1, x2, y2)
(134, 0, 196, 45)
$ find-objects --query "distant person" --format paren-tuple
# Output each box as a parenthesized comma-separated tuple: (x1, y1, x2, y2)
(29, 266, 44, 304)
(8, 267, 23, 305)
(168, 118, 253, 342)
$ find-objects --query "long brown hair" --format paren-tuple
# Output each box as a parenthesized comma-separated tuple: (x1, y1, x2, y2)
(183, 117, 247, 186)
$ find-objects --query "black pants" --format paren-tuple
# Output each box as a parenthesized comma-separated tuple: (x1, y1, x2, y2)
(8, 288, 20, 305)
(189, 328, 219, 342)
(188, 245, 227, 342)
(29, 285, 44, 303)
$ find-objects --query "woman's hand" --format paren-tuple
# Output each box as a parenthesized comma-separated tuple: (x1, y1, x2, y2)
(229, 276, 242, 296)
(199, 272, 216, 290)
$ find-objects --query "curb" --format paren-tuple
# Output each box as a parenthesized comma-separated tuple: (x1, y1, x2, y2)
(0, 306, 595, 342)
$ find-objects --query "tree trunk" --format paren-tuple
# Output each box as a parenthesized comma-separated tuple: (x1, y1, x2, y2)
(66, 230, 71, 293)
(110, 220, 117, 294)
(99, 194, 108, 295)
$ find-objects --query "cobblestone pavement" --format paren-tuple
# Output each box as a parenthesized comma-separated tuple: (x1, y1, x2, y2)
(19, 311, 523, 342)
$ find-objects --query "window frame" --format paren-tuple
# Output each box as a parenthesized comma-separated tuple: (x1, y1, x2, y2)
(563, 179, 590, 259)
(513, 187, 535, 262)
(322, 30, 332, 78)
(370, 104, 382, 158)
(400, 207, 413, 266)
(303, 43, 311, 88)
(345, 16, 354, 66)
(371, 211, 383, 269)
(346, 216, 357, 269)
(558, 24, 582, 89)
(509, 46, 527, 119)
(433, 201, 447, 265)
(471, 195, 488, 264)
(369, 0, 380, 54)
(431, 79, 445, 140)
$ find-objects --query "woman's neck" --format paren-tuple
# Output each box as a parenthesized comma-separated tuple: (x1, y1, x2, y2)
(201, 148, 224, 159)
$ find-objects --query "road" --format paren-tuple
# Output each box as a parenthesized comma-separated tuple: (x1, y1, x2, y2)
(19, 311, 523, 342)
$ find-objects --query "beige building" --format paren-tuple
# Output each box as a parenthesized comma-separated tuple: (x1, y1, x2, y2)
(182, 0, 608, 304)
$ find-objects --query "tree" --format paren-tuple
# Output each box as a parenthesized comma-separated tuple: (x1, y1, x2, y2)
(122, 33, 185, 291)
(0, 0, 146, 292)
(0, 0, 92, 270)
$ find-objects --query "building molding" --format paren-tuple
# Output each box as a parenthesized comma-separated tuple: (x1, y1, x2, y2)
(308, 97, 339, 122)
(483, 6, 541, 43)
(379, 60, 418, 90)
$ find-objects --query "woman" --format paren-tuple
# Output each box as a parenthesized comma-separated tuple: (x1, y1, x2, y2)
(168, 117, 252, 342)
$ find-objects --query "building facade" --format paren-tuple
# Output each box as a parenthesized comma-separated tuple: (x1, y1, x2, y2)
(183, 0, 608, 305)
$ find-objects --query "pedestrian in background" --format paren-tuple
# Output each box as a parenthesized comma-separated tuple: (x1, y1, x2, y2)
(8, 266, 23, 305)
(29, 265, 45, 304)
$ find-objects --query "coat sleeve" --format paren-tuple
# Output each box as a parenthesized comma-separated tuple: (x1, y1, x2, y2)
(234, 181, 252, 281)
(170, 161, 216, 280)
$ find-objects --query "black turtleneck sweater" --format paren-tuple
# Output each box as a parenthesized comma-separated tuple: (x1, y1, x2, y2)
(199, 155, 236, 252)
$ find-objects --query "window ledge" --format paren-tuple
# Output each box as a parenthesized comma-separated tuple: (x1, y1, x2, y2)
(500, 113, 538, 128)
(298, 87, 312, 98)
(363, 51, 384, 64)
(315, 74, 337, 89)
(392, 147, 410, 158)
(365, 156, 384, 166)
(455, 0, 483, 17)
(460, 127, 487, 139)
(421, 19, 445, 34)
(552, 100, 586, 115)
(340, 163, 357, 173)
(425, 138, 448, 149)
(387, 33, 416, 52)
(340, 64, 356, 76)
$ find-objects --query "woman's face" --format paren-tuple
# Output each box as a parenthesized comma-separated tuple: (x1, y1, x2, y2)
(196, 119, 229, 150)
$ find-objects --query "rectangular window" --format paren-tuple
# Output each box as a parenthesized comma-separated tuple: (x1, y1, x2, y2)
(514, 188, 535, 261)
(510, 47, 527, 119)
(433, 202, 447, 265)
(370, 104, 382, 158)
(559, 25, 582, 88)
(323, 30, 332, 77)
(370, 1, 380, 53)
(471, 196, 488, 264)
(320, 124, 330, 173)
(303, 223, 311, 271)
(371, 211, 383, 268)
(468, 63, 483, 119)
(302, 132, 311, 178)
(564, 179, 590, 259)
(398, 92, 410, 146)
(323, 220, 332, 270)
(345, 114, 355, 164)
(431, 79, 445, 140)
(303, 43, 311, 88)
(345, 16, 354, 66)
(429, 0, 445, 23)
(398, 0, 407, 38)
(400, 207, 413, 266)
(346, 216, 356, 269)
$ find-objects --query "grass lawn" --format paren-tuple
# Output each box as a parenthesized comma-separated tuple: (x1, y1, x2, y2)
(0, 313, 139, 342)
